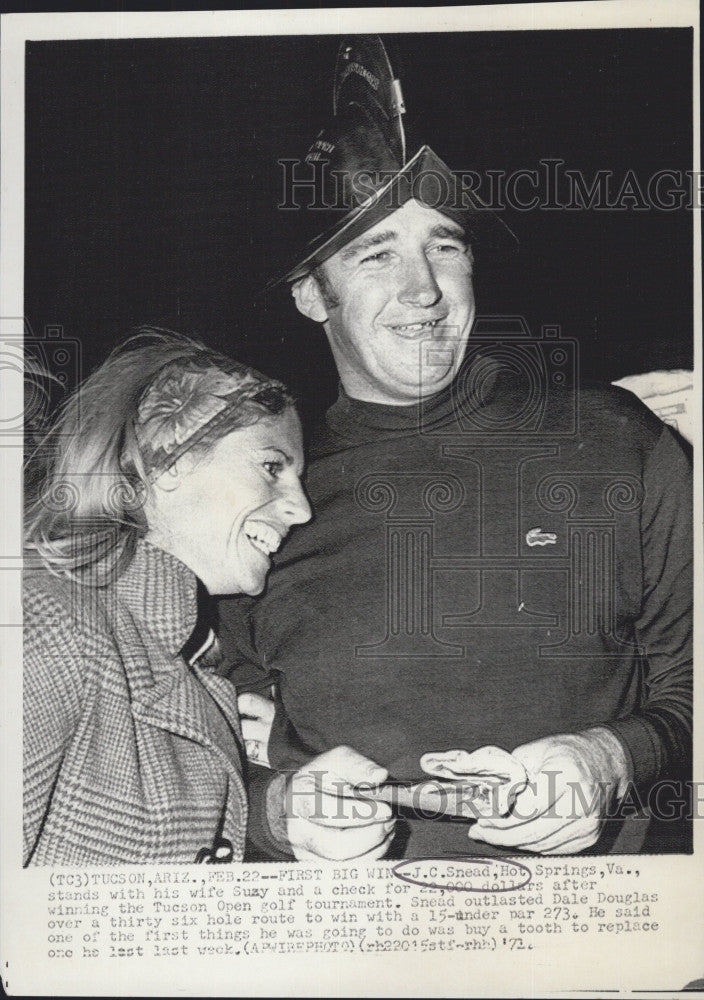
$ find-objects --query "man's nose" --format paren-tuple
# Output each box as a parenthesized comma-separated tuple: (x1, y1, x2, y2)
(397, 255, 442, 307)
(281, 479, 312, 526)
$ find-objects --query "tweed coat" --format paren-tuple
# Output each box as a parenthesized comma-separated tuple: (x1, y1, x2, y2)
(23, 539, 249, 865)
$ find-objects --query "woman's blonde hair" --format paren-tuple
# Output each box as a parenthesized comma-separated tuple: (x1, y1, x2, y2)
(24, 328, 294, 583)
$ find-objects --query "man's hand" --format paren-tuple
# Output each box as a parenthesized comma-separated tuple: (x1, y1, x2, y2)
(272, 746, 395, 862)
(466, 728, 631, 854)
(237, 692, 275, 768)
(420, 745, 528, 818)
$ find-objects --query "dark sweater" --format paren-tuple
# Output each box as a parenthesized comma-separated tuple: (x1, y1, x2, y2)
(220, 373, 692, 857)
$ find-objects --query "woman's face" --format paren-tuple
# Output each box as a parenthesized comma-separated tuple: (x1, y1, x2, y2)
(147, 407, 311, 595)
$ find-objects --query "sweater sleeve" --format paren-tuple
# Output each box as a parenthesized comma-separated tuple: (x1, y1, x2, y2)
(244, 764, 295, 861)
(602, 425, 693, 791)
(23, 586, 86, 865)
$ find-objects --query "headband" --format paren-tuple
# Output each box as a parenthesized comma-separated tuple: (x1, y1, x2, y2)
(134, 356, 288, 482)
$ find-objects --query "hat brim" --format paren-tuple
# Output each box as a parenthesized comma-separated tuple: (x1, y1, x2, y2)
(276, 145, 518, 287)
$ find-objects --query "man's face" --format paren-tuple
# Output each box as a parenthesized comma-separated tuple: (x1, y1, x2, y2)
(294, 199, 475, 405)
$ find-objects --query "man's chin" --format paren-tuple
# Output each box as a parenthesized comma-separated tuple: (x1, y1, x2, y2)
(383, 380, 454, 405)
(415, 373, 456, 400)
(242, 578, 267, 598)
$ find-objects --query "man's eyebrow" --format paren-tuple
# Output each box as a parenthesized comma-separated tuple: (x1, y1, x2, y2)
(340, 223, 468, 261)
(340, 230, 397, 261)
(428, 223, 468, 243)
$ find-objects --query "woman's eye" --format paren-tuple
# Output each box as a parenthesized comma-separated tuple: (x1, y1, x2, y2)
(263, 460, 284, 478)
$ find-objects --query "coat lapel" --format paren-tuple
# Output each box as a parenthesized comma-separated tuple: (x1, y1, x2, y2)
(112, 541, 245, 778)
(132, 663, 212, 746)
(196, 666, 244, 742)
(132, 659, 245, 778)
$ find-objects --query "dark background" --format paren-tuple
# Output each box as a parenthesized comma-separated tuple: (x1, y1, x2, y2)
(25, 29, 693, 431)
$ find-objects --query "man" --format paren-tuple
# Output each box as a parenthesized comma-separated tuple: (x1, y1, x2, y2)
(222, 36, 692, 858)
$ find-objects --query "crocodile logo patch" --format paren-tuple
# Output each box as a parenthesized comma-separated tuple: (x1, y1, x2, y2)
(526, 527, 558, 547)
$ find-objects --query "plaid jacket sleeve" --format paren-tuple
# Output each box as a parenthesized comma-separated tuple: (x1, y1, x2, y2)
(23, 583, 87, 865)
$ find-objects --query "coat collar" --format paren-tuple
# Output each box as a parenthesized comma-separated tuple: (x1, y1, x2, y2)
(114, 538, 199, 659)
(114, 541, 244, 766)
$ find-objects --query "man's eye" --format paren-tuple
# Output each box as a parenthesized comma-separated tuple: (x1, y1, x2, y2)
(360, 250, 391, 265)
(431, 243, 464, 256)
(263, 460, 284, 478)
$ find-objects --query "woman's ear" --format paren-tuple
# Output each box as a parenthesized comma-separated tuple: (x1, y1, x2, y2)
(151, 459, 186, 493)
(291, 274, 329, 324)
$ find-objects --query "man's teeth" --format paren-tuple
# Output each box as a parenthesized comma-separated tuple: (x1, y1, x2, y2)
(243, 520, 282, 556)
(391, 319, 442, 334)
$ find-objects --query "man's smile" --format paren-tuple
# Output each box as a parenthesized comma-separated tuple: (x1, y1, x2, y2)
(385, 316, 448, 338)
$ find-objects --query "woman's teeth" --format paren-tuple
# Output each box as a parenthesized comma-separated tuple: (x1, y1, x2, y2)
(244, 520, 282, 556)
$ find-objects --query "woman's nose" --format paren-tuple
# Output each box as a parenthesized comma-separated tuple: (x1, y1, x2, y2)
(281, 479, 312, 526)
(397, 255, 442, 308)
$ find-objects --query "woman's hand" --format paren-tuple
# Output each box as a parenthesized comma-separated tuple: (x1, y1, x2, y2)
(237, 692, 275, 768)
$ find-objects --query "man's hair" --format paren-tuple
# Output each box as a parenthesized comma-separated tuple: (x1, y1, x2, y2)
(311, 264, 340, 310)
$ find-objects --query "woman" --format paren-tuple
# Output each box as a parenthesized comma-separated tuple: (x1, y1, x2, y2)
(23, 329, 393, 865)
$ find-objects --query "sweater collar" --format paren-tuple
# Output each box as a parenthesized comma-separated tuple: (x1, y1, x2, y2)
(114, 538, 200, 658)
(325, 366, 500, 442)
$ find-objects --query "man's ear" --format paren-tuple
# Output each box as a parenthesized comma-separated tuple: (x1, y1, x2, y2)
(291, 274, 329, 324)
